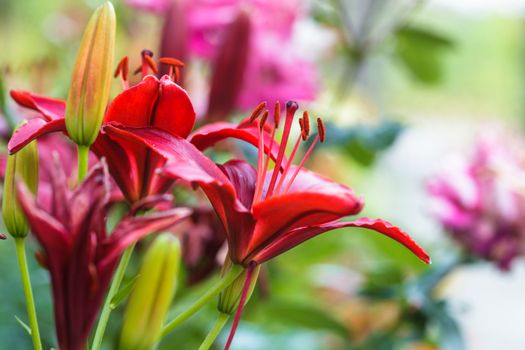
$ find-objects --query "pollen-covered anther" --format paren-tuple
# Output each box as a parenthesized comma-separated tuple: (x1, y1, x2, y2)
(159, 57, 185, 67)
(143, 55, 158, 74)
(114, 56, 130, 89)
(159, 57, 185, 82)
(302, 111, 310, 138)
(114, 56, 129, 79)
(317, 117, 326, 143)
(134, 49, 158, 77)
(249, 101, 267, 123)
(273, 101, 280, 128)
(298, 117, 307, 141)
(259, 110, 269, 130)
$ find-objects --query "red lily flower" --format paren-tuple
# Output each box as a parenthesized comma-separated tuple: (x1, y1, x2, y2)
(107, 101, 430, 349)
(16, 160, 190, 350)
(104, 102, 430, 349)
(115, 101, 430, 266)
(8, 52, 280, 204)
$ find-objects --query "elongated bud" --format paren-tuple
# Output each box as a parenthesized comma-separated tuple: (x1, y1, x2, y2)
(205, 10, 251, 121)
(218, 259, 260, 315)
(2, 133, 38, 238)
(119, 234, 181, 350)
(65, 1, 116, 146)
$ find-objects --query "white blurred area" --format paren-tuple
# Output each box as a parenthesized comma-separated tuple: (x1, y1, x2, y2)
(429, 0, 525, 17)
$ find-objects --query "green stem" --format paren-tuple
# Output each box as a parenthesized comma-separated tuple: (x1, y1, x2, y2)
(161, 264, 243, 337)
(15, 238, 42, 350)
(77, 145, 90, 182)
(91, 244, 135, 350)
(198, 313, 229, 350)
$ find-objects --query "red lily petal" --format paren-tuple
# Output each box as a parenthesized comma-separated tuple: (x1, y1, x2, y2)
(190, 120, 281, 162)
(103, 125, 256, 262)
(218, 160, 257, 209)
(8, 118, 67, 154)
(248, 167, 363, 255)
(104, 75, 159, 127)
(249, 218, 431, 265)
(99, 208, 191, 268)
(153, 76, 196, 138)
(16, 181, 70, 262)
(10, 90, 66, 121)
(92, 132, 141, 202)
(104, 75, 196, 138)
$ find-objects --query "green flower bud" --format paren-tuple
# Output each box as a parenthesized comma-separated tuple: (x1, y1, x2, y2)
(65, 1, 116, 146)
(218, 259, 260, 315)
(119, 234, 181, 350)
(2, 137, 38, 238)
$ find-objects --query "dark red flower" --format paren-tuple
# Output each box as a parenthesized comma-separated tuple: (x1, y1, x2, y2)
(175, 206, 227, 285)
(16, 160, 190, 350)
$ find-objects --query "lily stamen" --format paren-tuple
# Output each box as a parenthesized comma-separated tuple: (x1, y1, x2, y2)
(249, 101, 326, 198)
(249, 101, 267, 123)
(133, 49, 157, 78)
(282, 118, 325, 193)
(266, 101, 298, 197)
(159, 57, 185, 83)
(274, 117, 306, 194)
(253, 110, 269, 203)
(114, 56, 129, 90)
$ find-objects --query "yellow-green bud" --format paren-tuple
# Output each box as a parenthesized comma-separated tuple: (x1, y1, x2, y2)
(119, 234, 181, 350)
(218, 259, 260, 315)
(65, 1, 116, 146)
(2, 137, 38, 238)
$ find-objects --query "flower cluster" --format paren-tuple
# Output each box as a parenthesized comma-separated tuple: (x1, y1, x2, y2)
(1, 3, 429, 350)
(428, 133, 525, 270)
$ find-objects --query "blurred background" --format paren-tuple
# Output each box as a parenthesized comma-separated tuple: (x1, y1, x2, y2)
(1, 0, 525, 349)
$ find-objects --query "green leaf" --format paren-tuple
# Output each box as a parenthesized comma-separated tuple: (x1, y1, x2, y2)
(321, 120, 404, 166)
(395, 26, 454, 84)
(423, 300, 465, 350)
(259, 299, 349, 337)
(110, 274, 140, 310)
(14, 315, 31, 335)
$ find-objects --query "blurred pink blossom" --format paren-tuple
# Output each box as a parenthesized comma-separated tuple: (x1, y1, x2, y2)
(428, 133, 525, 270)
(127, 0, 318, 111)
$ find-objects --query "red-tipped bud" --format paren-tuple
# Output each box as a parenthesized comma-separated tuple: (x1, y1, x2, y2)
(65, 1, 116, 146)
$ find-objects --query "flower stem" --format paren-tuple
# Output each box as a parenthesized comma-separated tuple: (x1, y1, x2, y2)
(14, 238, 42, 350)
(91, 244, 135, 350)
(161, 264, 243, 337)
(77, 145, 90, 182)
(198, 313, 229, 350)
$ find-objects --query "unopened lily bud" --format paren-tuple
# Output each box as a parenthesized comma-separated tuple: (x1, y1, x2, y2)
(119, 234, 181, 350)
(218, 259, 260, 315)
(2, 135, 38, 238)
(65, 1, 116, 146)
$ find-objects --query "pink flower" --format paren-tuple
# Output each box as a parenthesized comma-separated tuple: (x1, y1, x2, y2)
(428, 133, 525, 269)
(128, 0, 318, 113)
